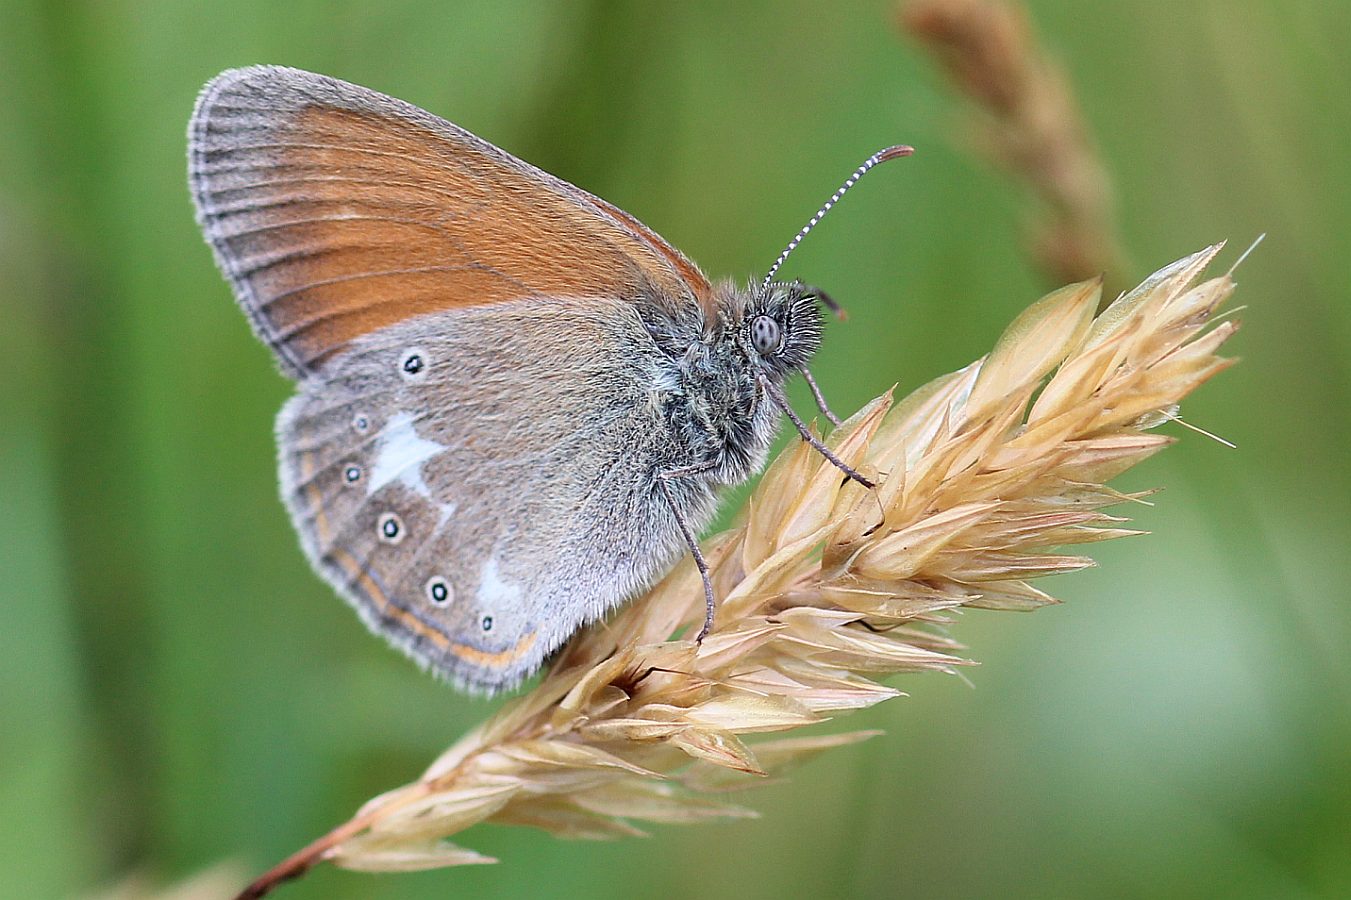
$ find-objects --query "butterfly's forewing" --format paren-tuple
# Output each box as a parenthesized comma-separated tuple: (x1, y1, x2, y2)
(278, 298, 706, 690)
(188, 66, 712, 378)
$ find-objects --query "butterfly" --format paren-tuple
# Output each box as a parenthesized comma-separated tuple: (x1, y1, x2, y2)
(188, 66, 909, 691)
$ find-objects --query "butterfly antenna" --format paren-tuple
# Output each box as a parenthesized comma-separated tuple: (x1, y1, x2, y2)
(761, 144, 914, 289)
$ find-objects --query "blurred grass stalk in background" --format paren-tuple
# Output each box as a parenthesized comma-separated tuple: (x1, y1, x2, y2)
(239, 245, 1242, 898)
(900, 0, 1127, 287)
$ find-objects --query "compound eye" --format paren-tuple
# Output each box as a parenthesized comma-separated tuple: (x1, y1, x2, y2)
(751, 315, 781, 355)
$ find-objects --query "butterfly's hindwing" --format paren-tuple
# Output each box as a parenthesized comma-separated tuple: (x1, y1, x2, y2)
(277, 297, 714, 690)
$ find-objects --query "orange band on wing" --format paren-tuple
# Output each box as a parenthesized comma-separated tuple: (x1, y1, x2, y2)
(328, 546, 450, 649)
(299, 450, 332, 544)
(447, 631, 539, 667)
(328, 546, 539, 665)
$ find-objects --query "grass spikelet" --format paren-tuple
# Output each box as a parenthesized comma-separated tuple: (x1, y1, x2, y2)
(238, 248, 1242, 898)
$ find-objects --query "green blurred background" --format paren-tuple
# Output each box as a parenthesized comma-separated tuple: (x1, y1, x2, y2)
(2, 1, 1348, 898)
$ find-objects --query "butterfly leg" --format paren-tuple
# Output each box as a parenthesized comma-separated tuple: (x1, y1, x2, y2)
(799, 366, 842, 427)
(657, 462, 720, 642)
(758, 373, 874, 490)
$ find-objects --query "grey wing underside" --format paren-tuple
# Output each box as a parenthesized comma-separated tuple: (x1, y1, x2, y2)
(277, 296, 706, 691)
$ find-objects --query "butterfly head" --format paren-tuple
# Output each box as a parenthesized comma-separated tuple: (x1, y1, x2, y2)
(739, 280, 825, 379)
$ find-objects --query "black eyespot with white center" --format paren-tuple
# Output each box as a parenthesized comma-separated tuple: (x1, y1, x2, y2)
(378, 512, 404, 544)
(481, 615, 493, 632)
(343, 464, 362, 485)
(400, 348, 427, 379)
(751, 315, 781, 355)
(352, 414, 370, 433)
(426, 576, 453, 607)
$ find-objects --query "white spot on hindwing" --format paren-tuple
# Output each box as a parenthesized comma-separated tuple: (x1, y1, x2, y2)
(435, 500, 456, 530)
(476, 557, 519, 631)
(368, 411, 446, 501)
(476, 557, 519, 604)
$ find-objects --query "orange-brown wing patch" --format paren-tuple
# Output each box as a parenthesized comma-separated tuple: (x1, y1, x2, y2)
(585, 195, 713, 308)
(189, 67, 711, 377)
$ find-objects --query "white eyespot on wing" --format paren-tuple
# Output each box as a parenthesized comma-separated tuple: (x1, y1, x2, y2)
(367, 411, 446, 501)
(425, 575, 454, 608)
(377, 512, 404, 544)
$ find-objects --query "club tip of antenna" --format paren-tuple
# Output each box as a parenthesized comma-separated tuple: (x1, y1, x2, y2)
(760, 144, 916, 288)
(877, 145, 915, 162)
